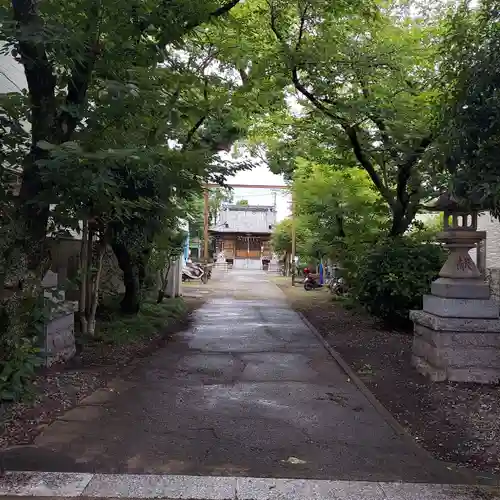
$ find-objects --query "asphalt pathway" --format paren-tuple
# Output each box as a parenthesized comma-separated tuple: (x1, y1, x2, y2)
(2, 270, 468, 482)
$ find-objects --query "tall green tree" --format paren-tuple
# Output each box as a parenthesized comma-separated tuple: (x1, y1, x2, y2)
(271, 216, 315, 272)
(292, 157, 388, 249)
(441, 0, 500, 215)
(2, 0, 244, 275)
(240, 0, 448, 235)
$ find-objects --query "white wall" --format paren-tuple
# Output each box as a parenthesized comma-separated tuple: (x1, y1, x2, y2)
(0, 52, 26, 93)
(476, 212, 500, 269)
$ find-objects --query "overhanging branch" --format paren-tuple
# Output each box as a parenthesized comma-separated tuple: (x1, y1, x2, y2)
(343, 124, 392, 204)
(396, 134, 434, 204)
(209, 0, 241, 18)
(183, 0, 242, 33)
(182, 116, 207, 151)
(268, 1, 344, 122)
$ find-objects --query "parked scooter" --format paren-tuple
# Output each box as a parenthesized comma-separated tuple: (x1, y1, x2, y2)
(304, 274, 322, 291)
(182, 262, 212, 283)
(329, 276, 349, 296)
(182, 262, 204, 281)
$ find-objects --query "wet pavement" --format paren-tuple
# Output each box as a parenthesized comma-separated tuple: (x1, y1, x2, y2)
(2, 270, 468, 482)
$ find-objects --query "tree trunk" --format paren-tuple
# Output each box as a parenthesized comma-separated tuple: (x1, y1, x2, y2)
(86, 227, 93, 317)
(157, 260, 172, 304)
(138, 247, 150, 292)
(389, 202, 413, 237)
(156, 290, 165, 303)
(111, 241, 141, 315)
(88, 238, 106, 336)
(79, 220, 89, 336)
(17, 161, 51, 275)
(336, 216, 346, 238)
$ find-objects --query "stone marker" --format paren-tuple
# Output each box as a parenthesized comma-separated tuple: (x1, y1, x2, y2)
(411, 193, 500, 383)
(41, 270, 78, 366)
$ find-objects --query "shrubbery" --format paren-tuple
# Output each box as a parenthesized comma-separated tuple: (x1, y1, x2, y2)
(0, 295, 44, 402)
(347, 236, 446, 328)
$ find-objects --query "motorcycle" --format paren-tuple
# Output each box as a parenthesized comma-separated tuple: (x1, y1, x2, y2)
(303, 274, 322, 291)
(328, 276, 349, 296)
(182, 262, 212, 283)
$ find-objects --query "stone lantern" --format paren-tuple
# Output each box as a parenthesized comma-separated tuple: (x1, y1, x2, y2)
(429, 193, 487, 299)
(410, 192, 500, 384)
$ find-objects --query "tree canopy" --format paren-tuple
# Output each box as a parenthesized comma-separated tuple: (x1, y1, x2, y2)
(237, 0, 453, 236)
(1, 0, 500, 337)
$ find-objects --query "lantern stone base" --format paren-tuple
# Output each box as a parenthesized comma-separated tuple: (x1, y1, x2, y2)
(422, 294, 499, 318)
(410, 310, 500, 383)
(431, 277, 490, 299)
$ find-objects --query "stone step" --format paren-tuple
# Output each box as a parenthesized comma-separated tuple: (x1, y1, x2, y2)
(0, 472, 499, 499)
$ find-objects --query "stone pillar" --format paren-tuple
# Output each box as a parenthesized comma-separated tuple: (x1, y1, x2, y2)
(166, 258, 182, 298)
(411, 207, 500, 383)
(41, 270, 78, 367)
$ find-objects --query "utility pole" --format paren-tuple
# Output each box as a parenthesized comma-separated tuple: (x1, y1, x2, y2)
(291, 193, 296, 286)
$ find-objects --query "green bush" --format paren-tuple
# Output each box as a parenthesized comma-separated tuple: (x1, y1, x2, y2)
(0, 295, 44, 402)
(353, 237, 446, 327)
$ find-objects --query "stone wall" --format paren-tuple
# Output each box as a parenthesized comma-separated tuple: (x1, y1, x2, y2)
(44, 304, 77, 366)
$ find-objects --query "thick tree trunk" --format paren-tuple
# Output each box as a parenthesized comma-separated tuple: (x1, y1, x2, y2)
(111, 241, 141, 315)
(336, 215, 346, 238)
(389, 202, 415, 237)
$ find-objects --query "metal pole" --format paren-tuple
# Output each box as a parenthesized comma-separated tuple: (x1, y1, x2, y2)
(202, 188, 209, 284)
(247, 234, 250, 269)
(203, 188, 209, 263)
(291, 193, 296, 286)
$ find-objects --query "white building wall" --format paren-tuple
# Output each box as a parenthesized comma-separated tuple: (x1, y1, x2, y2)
(475, 212, 500, 269)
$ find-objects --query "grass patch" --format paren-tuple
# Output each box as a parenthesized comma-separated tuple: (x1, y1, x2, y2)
(94, 295, 187, 345)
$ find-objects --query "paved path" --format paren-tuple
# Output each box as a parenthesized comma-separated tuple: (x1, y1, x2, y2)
(2, 270, 494, 498)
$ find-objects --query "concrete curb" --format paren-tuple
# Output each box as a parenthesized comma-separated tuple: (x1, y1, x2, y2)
(0, 471, 499, 499)
(295, 310, 480, 485)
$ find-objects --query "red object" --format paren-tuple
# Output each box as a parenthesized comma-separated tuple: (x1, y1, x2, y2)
(304, 267, 310, 275)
